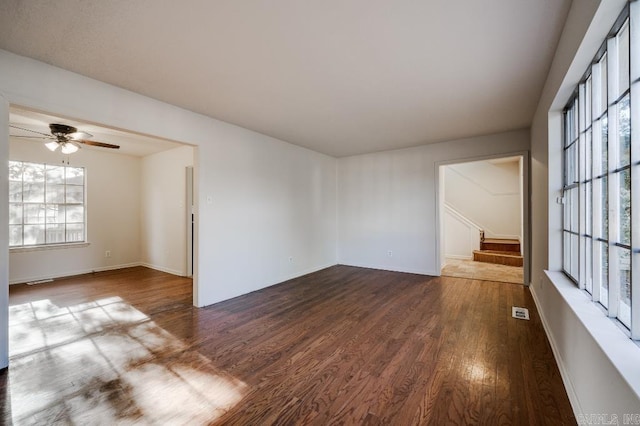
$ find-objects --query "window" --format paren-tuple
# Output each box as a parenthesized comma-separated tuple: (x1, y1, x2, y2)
(562, 4, 638, 338)
(9, 161, 86, 248)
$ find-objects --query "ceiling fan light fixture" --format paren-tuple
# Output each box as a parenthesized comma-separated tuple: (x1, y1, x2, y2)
(61, 143, 79, 154)
(45, 141, 59, 151)
(68, 131, 92, 140)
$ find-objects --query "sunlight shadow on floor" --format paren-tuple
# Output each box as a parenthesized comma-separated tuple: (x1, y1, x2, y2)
(8, 297, 247, 424)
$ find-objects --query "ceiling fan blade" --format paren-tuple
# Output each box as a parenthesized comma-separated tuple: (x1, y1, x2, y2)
(68, 131, 92, 140)
(77, 140, 120, 149)
(10, 135, 54, 140)
(9, 124, 52, 137)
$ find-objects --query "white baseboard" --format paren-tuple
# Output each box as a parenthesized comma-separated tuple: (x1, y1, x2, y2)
(337, 261, 437, 277)
(273, 262, 338, 286)
(9, 262, 143, 285)
(529, 283, 582, 418)
(444, 254, 473, 260)
(140, 262, 185, 277)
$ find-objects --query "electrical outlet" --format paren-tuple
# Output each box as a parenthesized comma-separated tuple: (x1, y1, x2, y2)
(387, 250, 393, 257)
(105, 250, 111, 258)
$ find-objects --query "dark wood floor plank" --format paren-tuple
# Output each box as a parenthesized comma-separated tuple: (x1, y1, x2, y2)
(2, 265, 575, 425)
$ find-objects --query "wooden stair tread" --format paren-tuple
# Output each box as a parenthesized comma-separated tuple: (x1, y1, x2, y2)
(480, 239, 521, 254)
(473, 249, 523, 267)
(474, 249, 522, 257)
(482, 238, 520, 244)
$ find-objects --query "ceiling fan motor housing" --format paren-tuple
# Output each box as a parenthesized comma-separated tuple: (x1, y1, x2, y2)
(49, 123, 77, 137)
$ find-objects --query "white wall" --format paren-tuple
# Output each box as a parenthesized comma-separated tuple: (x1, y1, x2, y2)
(444, 160, 521, 240)
(9, 138, 141, 284)
(141, 145, 194, 276)
(200, 129, 337, 304)
(443, 205, 481, 260)
(0, 49, 338, 313)
(337, 129, 529, 275)
(530, 0, 640, 418)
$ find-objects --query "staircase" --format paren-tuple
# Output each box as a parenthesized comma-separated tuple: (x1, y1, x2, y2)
(473, 236, 523, 267)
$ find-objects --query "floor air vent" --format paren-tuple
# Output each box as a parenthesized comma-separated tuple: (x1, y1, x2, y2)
(512, 306, 530, 320)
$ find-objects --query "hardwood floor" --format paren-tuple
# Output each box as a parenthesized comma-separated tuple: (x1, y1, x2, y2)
(3, 265, 575, 425)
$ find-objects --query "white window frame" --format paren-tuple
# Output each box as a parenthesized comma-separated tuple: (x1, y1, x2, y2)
(9, 160, 87, 249)
(562, 3, 639, 339)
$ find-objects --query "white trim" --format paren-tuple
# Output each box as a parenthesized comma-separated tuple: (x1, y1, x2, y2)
(338, 262, 437, 277)
(444, 203, 483, 233)
(537, 270, 640, 418)
(444, 254, 473, 261)
(445, 203, 521, 242)
(530, 276, 583, 417)
(140, 262, 185, 277)
(435, 150, 530, 284)
(9, 241, 90, 253)
(273, 262, 340, 286)
(9, 261, 143, 285)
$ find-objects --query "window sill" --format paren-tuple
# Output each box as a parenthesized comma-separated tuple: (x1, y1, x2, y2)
(10, 242, 90, 253)
(544, 270, 640, 400)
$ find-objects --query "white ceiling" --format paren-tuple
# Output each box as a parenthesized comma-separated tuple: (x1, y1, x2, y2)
(0, 0, 571, 157)
(9, 108, 184, 157)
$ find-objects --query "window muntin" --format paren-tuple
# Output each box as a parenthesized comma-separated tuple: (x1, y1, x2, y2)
(9, 161, 86, 247)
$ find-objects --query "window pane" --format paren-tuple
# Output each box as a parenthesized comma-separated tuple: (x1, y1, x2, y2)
(586, 237, 593, 294)
(23, 162, 45, 183)
(65, 167, 84, 185)
(570, 188, 579, 233)
(9, 181, 22, 203)
(23, 224, 45, 246)
(66, 224, 84, 242)
(601, 115, 608, 174)
(9, 204, 22, 225)
(46, 183, 65, 203)
(600, 242, 609, 309)
(46, 205, 65, 224)
(585, 77, 592, 124)
(22, 182, 44, 203)
(601, 176, 608, 239)
(46, 166, 64, 184)
(23, 204, 45, 224)
(617, 21, 630, 97)
(66, 185, 84, 203)
(564, 232, 571, 273)
(585, 129, 592, 180)
(8, 161, 23, 181)
(618, 169, 630, 245)
(9, 225, 22, 247)
(565, 108, 575, 146)
(617, 94, 630, 168)
(66, 205, 84, 223)
(618, 248, 631, 328)
(565, 144, 578, 185)
(46, 224, 66, 244)
(585, 181, 592, 233)
(599, 54, 608, 116)
(571, 234, 579, 279)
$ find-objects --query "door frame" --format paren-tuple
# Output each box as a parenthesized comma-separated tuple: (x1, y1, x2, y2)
(435, 150, 531, 286)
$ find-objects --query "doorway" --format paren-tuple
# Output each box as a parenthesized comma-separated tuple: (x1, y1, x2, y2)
(438, 154, 528, 285)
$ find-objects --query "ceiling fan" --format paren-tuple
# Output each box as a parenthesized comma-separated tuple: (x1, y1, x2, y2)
(10, 123, 120, 154)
